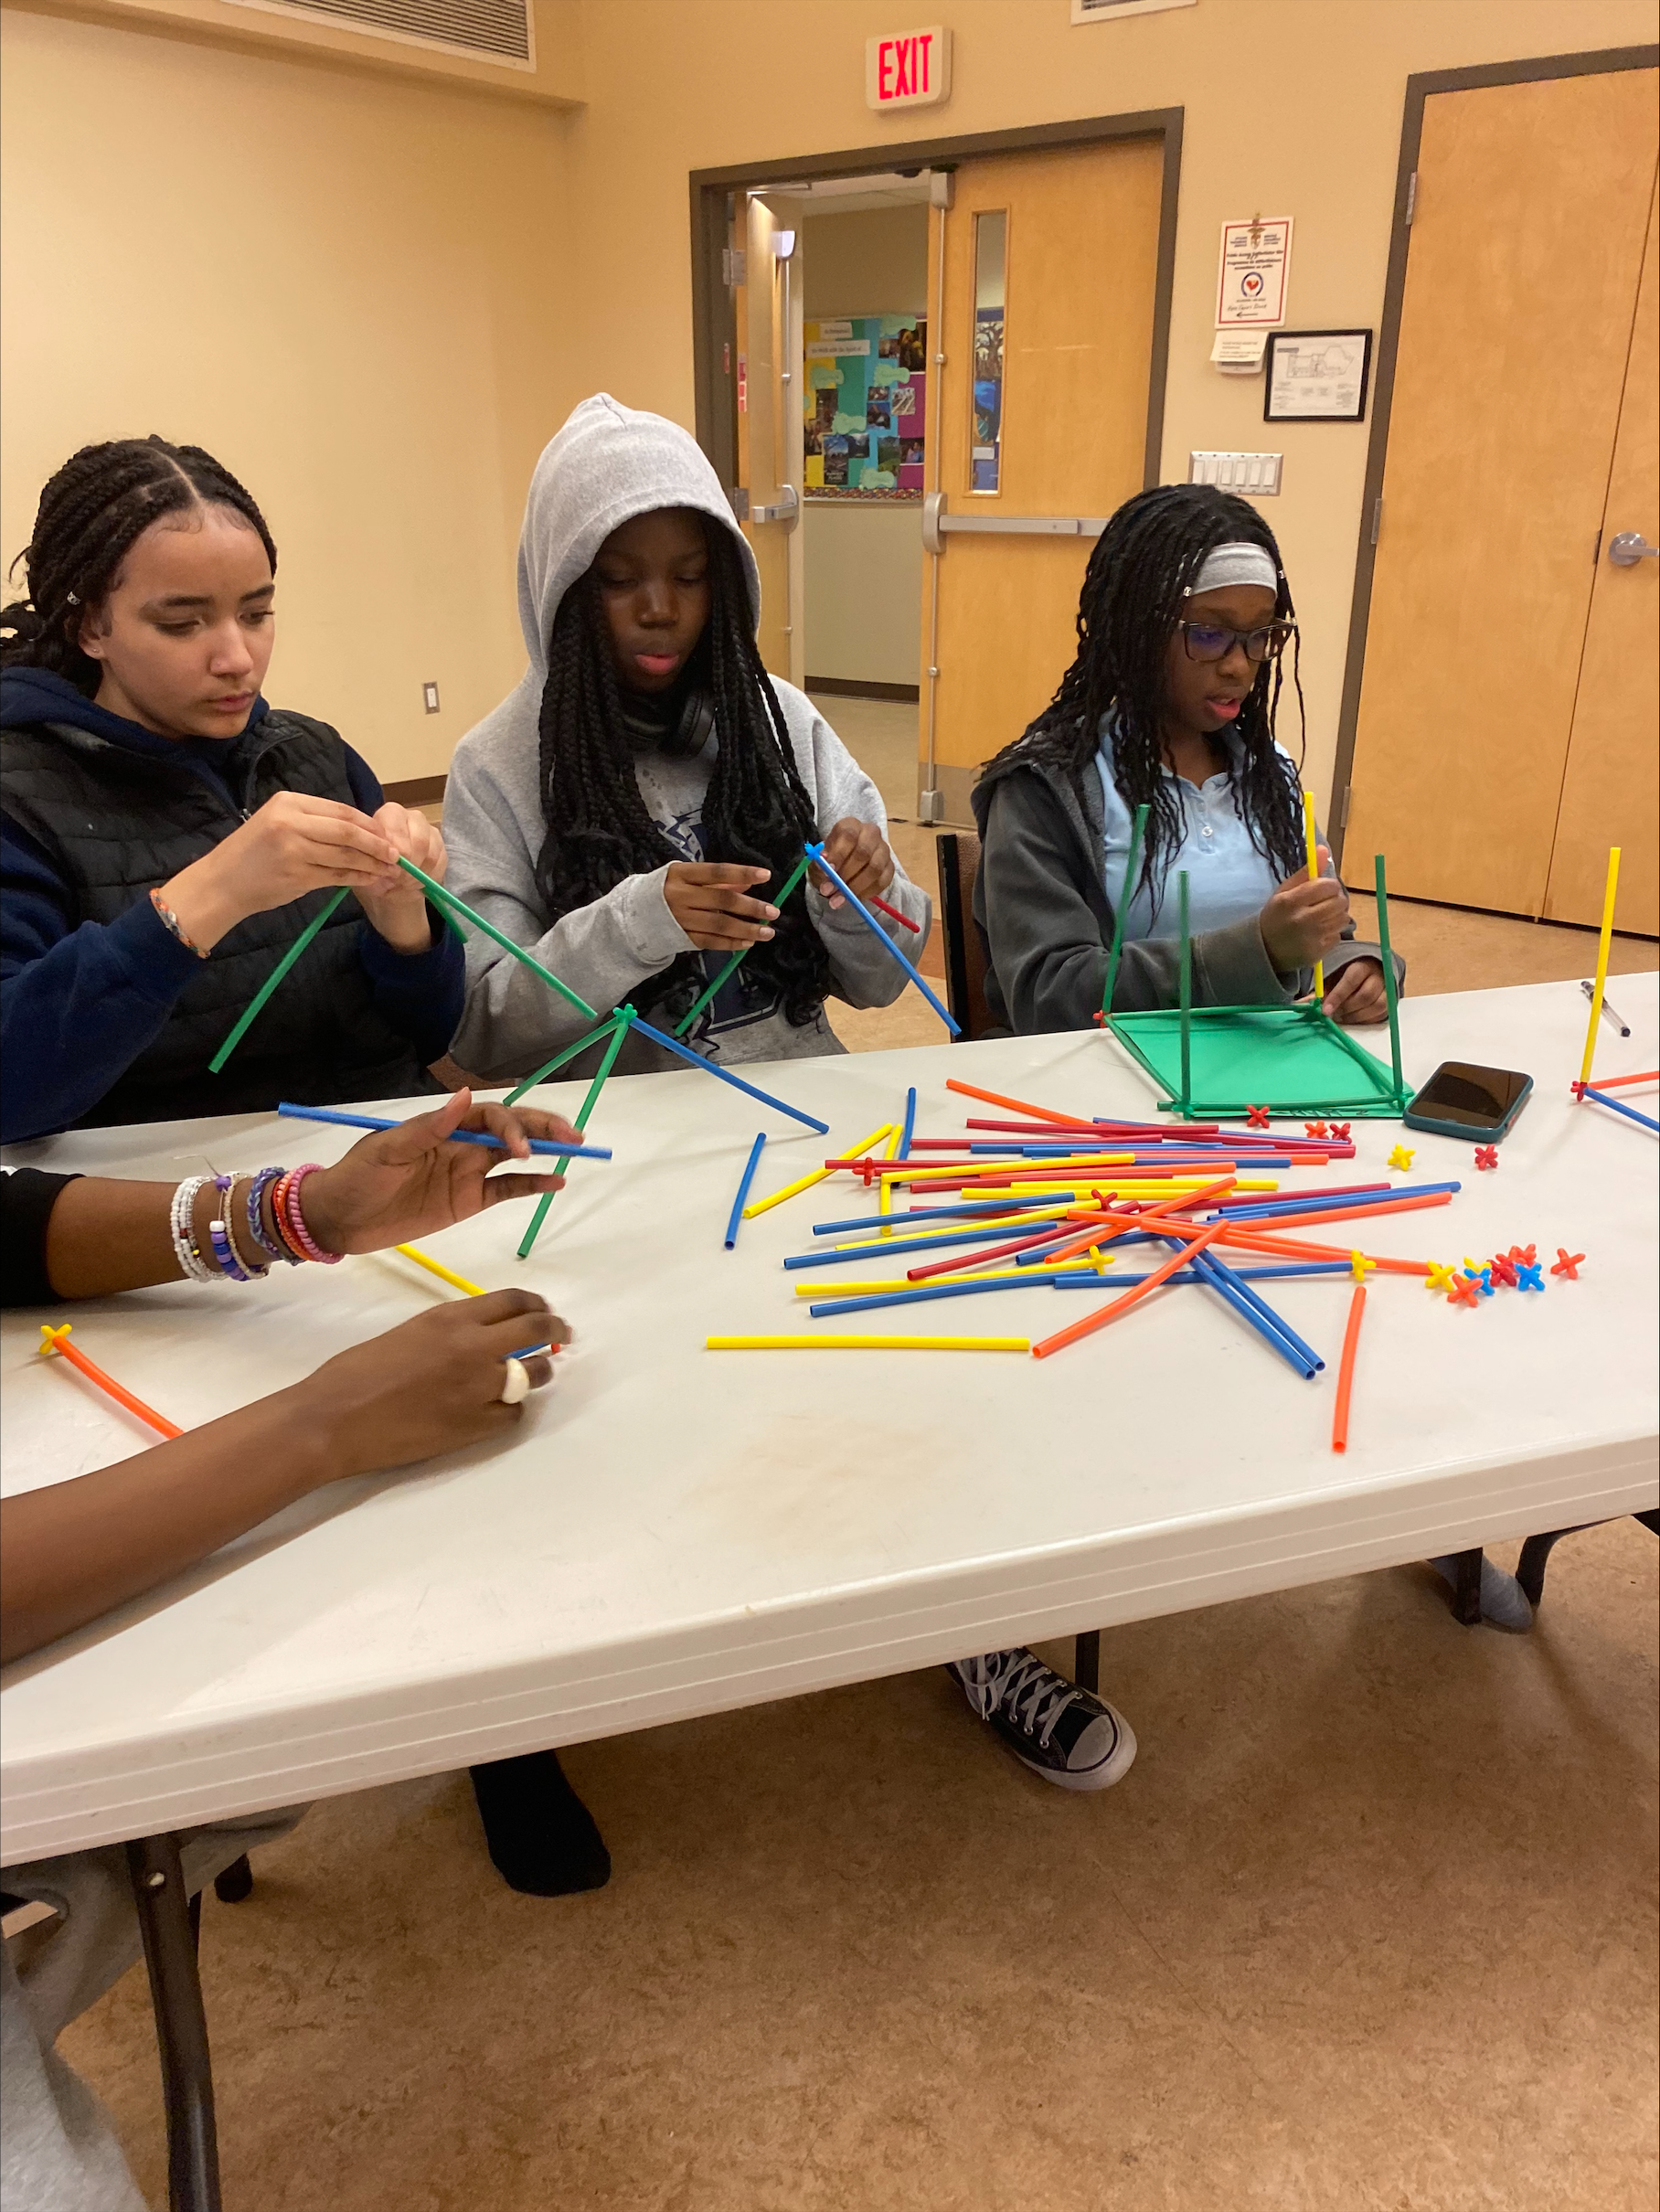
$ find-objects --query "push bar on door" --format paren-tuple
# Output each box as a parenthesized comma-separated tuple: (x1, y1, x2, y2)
(921, 492, 1108, 553)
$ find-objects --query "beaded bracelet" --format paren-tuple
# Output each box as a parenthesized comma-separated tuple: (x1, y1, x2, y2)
(243, 1165, 294, 1267)
(208, 1175, 265, 1282)
(269, 1169, 307, 1263)
(169, 1175, 222, 1284)
(278, 1163, 343, 1264)
(149, 888, 209, 959)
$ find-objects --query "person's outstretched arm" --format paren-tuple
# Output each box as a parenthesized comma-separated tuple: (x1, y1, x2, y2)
(1, 1290, 565, 1663)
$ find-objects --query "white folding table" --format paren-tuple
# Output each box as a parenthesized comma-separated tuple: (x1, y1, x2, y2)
(3, 976, 1656, 2207)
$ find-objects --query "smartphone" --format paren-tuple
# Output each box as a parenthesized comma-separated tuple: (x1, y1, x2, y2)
(1403, 1060, 1534, 1143)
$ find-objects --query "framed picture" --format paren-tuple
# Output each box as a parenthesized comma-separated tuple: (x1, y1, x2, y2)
(1071, 0, 1196, 20)
(1264, 329, 1373, 422)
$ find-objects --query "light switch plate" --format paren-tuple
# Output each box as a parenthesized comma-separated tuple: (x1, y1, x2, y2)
(1188, 451, 1282, 495)
(422, 682, 441, 714)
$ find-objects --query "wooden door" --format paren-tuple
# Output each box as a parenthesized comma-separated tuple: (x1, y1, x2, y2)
(735, 193, 805, 686)
(1344, 69, 1658, 917)
(921, 138, 1165, 823)
(1544, 176, 1659, 933)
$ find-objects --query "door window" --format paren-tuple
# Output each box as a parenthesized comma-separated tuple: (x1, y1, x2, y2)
(972, 210, 1007, 492)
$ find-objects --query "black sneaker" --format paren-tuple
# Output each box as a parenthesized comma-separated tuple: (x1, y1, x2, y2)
(948, 1649, 1136, 1792)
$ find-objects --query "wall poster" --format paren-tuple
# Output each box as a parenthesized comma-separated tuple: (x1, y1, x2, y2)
(803, 315, 927, 497)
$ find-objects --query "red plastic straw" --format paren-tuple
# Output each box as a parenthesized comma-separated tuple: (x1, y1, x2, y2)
(1032, 1222, 1225, 1359)
(40, 1326, 182, 1439)
(870, 894, 922, 933)
(1331, 1285, 1367, 1452)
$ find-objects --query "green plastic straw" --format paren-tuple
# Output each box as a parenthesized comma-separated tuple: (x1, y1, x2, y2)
(209, 888, 348, 1074)
(504, 1016, 626, 1107)
(1100, 802, 1148, 1018)
(395, 856, 599, 1023)
(1177, 869, 1192, 1111)
(516, 1011, 629, 1259)
(673, 850, 814, 1037)
(1373, 853, 1406, 1106)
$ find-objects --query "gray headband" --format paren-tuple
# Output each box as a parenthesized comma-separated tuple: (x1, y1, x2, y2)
(1186, 542, 1280, 596)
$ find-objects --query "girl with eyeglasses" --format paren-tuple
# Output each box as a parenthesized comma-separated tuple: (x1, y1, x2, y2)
(972, 484, 1398, 1037)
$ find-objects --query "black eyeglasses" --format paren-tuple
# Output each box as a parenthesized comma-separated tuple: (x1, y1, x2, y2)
(1176, 620, 1296, 665)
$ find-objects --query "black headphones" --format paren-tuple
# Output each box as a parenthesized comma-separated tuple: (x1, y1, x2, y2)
(620, 687, 717, 760)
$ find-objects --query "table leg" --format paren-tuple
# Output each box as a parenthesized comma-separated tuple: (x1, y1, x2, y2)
(1073, 1630, 1101, 1695)
(125, 1834, 221, 2212)
(1451, 1548, 1484, 1628)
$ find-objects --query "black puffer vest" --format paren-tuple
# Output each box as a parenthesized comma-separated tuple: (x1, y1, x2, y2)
(2, 710, 432, 1127)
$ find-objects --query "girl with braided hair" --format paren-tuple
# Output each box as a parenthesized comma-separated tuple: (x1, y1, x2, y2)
(1, 436, 463, 1141)
(947, 486, 1403, 1798)
(442, 395, 929, 1086)
(971, 484, 1399, 1039)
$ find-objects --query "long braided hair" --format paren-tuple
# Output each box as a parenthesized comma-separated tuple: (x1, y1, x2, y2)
(534, 516, 831, 1026)
(1, 437, 276, 695)
(984, 484, 1307, 910)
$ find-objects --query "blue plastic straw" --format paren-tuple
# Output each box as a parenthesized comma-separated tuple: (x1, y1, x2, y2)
(1193, 1247, 1325, 1373)
(275, 1102, 612, 1160)
(783, 1218, 1083, 1271)
(1580, 1086, 1660, 1133)
(897, 1086, 919, 1161)
(1210, 1179, 1463, 1221)
(724, 1134, 768, 1250)
(1187, 1251, 1319, 1377)
(1048, 1260, 1351, 1287)
(805, 842, 960, 1036)
(624, 1013, 830, 1135)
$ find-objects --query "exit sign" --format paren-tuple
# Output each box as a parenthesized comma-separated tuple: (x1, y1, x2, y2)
(866, 25, 951, 110)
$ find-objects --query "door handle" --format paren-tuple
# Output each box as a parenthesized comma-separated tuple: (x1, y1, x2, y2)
(921, 490, 1106, 553)
(750, 485, 799, 524)
(1608, 530, 1659, 566)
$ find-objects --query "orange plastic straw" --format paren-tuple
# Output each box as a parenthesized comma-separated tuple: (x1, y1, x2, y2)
(1030, 1176, 1237, 1272)
(1589, 1069, 1657, 1090)
(945, 1077, 1088, 1129)
(1215, 1192, 1451, 1236)
(1032, 1222, 1225, 1360)
(39, 1324, 182, 1439)
(1216, 1228, 1431, 1277)
(1331, 1285, 1367, 1452)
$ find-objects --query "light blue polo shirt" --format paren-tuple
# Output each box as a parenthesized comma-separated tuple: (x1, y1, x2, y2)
(1094, 721, 1294, 941)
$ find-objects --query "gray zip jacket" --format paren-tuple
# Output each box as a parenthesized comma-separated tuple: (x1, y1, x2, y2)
(443, 395, 929, 1085)
(970, 744, 1400, 1036)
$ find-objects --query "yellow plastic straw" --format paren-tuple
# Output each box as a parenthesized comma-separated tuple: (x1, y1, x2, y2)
(1579, 846, 1622, 1085)
(395, 1243, 486, 1297)
(706, 1335, 1031, 1352)
(1303, 791, 1325, 1003)
(742, 1122, 892, 1218)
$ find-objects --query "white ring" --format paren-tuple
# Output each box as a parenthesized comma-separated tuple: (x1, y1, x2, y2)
(498, 1356, 530, 1406)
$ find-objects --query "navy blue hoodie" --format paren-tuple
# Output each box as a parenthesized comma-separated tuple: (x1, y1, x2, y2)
(0, 668, 463, 1140)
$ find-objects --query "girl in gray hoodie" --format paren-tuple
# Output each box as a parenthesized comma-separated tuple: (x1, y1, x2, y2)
(443, 396, 930, 1085)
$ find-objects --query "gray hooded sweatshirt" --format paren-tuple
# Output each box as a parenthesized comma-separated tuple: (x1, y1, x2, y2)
(442, 395, 930, 1084)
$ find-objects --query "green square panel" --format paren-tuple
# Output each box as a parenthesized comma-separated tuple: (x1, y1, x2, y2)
(1108, 1003, 1408, 1118)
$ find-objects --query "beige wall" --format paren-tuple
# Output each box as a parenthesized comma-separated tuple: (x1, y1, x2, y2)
(0, 5, 573, 785)
(4, 0, 1653, 795)
(803, 205, 929, 320)
(561, 0, 1657, 803)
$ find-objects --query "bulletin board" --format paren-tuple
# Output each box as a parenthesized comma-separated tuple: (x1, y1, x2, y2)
(803, 315, 927, 498)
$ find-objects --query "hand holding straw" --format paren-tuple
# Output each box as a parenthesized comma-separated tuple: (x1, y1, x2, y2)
(805, 842, 960, 1036)
(395, 855, 599, 1023)
(1303, 792, 1325, 1003)
(674, 851, 814, 1036)
(275, 1103, 611, 1160)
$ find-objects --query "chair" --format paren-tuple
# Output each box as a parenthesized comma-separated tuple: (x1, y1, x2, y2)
(934, 831, 995, 1043)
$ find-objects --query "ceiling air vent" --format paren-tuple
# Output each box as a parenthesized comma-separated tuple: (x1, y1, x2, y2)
(223, 0, 533, 68)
